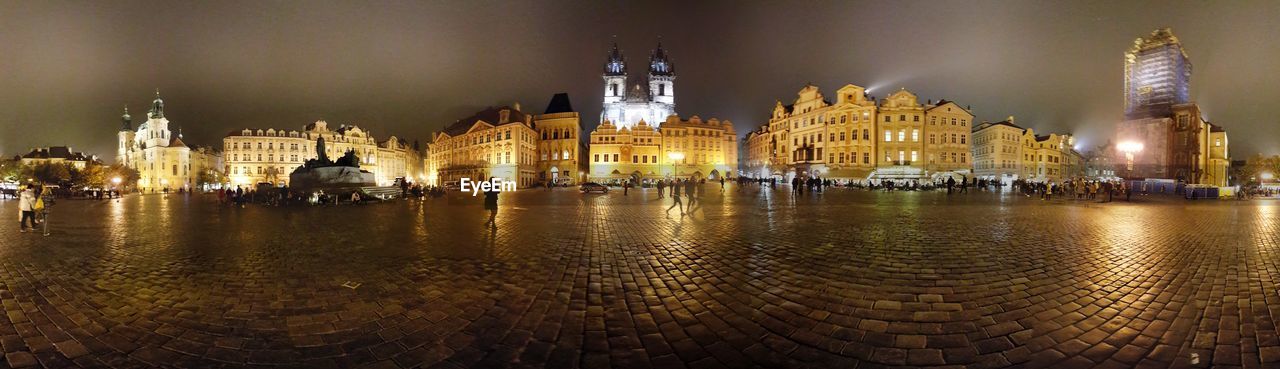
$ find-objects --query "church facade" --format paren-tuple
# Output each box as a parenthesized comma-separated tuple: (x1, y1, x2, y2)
(588, 40, 739, 183)
(599, 41, 676, 130)
(116, 91, 222, 192)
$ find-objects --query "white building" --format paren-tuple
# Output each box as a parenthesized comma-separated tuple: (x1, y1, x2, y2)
(599, 41, 677, 130)
(116, 91, 222, 192)
(223, 121, 424, 187)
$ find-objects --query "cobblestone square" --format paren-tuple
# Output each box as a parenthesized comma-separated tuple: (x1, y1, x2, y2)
(1, 187, 1277, 368)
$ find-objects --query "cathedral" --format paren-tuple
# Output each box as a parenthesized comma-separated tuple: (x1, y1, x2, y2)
(599, 40, 676, 130)
(116, 90, 222, 192)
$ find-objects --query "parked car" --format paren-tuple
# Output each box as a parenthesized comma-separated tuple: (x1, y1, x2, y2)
(580, 182, 609, 194)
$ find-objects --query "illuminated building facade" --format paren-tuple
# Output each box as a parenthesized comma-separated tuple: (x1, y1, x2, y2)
(745, 84, 973, 182)
(223, 121, 423, 187)
(1115, 28, 1230, 186)
(117, 91, 223, 192)
(534, 93, 585, 185)
(428, 105, 540, 188)
(587, 115, 737, 182)
(600, 41, 677, 130)
(972, 117, 1083, 184)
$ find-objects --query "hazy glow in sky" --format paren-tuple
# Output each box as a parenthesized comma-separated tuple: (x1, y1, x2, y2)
(1, 0, 1278, 158)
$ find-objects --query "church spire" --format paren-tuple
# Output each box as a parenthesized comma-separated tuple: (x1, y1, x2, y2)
(649, 37, 673, 76)
(149, 88, 165, 119)
(120, 105, 132, 131)
(604, 38, 626, 76)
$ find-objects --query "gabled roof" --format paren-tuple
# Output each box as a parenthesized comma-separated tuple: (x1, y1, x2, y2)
(972, 120, 1024, 133)
(169, 137, 188, 148)
(441, 106, 529, 137)
(20, 146, 90, 161)
(544, 93, 574, 114)
(927, 99, 973, 115)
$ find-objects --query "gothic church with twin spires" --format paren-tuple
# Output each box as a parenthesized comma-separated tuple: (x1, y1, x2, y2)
(599, 41, 677, 129)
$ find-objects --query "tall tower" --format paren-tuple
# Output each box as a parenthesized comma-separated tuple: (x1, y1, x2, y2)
(143, 89, 172, 148)
(1124, 28, 1191, 120)
(648, 40, 675, 106)
(117, 106, 134, 165)
(602, 42, 626, 105)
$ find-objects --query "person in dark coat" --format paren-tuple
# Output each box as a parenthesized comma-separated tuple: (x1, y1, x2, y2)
(483, 178, 499, 227)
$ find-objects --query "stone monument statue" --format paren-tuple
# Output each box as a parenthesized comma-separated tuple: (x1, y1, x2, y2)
(289, 136, 375, 193)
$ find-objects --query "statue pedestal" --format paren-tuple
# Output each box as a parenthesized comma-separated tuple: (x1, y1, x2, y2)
(289, 166, 376, 193)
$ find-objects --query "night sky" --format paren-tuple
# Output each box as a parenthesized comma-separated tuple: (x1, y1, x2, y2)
(2, 0, 1278, 160)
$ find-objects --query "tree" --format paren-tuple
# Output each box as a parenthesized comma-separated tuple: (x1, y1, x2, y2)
(71, 162, 107, 189)
(196, 168, 225, 188)
(106, 164, 140, 190)
(0, 159, 21, 183)
(24, 163, 72, 186)
(1240, 154, 1280, 186)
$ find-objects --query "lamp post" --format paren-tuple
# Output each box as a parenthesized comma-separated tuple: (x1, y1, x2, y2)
(1117, 141, 1144, 178)
(668, 152, 685, 179)
(111, 177, 121, 198)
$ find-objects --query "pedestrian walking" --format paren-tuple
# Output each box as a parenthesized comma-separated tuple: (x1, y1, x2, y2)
(685, 179, 697, 211)
(484, 178, 499, 227)
(657, 180, 665, 199)
(666, 180, 684, 215)
(18, 185, 37, 233)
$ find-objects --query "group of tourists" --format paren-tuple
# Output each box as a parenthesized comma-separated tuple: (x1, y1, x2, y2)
(656, 178, 708, 216)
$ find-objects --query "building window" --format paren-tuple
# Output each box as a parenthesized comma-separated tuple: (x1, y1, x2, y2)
(898, 130, 905, 142)
(884, 130, 892, 142)
(911, 151, 918, 163)
(594, 154, 599, 162)
(612, 154, 619, 162)
(912, 129, 919, 142)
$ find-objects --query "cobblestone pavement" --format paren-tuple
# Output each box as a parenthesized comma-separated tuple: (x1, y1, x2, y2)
(0, 186, 1278, 368)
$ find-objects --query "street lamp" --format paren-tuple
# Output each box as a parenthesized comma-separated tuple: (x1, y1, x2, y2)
(1117, 141, 1144, 174)
(668, 152, 685, 179)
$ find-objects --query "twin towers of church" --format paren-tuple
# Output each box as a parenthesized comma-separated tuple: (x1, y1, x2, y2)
(599, 40, 677, 130)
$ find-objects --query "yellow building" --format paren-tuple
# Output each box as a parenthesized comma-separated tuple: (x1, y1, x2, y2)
(745, 84, 972, 182)
(972, 117, 1081, 184)
(534, 93, 584, 185)
(588, 115, 737, 183)
(428, 105, 540, 188)
(1019, 130, 1074, 183)
(223, 121, 422, 187)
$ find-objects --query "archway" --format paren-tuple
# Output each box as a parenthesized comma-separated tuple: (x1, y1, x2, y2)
(550, 166, 560, 185)
(709, 169, 720, 180)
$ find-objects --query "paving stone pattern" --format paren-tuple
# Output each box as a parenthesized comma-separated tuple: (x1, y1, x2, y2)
(0, 187, 1277, 368)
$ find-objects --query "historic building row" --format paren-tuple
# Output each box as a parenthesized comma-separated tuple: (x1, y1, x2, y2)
(744, 84, 974, 182)
(971, 117, 1084, 184)
(426, 40, 737, 189)
(222, 121, 425, 187)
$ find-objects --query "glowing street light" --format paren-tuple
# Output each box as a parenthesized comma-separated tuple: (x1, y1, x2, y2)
(1117, 141, 1144, 173)
(668, 152, 685, 179)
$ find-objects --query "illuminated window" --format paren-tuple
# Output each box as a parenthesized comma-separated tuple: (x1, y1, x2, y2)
(898, 130, 905, 142)
(912, 129, 919, 142)
(884, 130, 891, 142)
